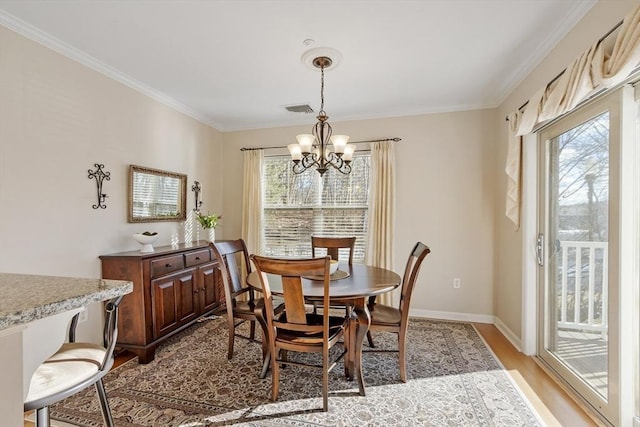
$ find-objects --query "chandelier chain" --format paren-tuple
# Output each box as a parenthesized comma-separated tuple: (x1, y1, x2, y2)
(319, 65, 325, 115)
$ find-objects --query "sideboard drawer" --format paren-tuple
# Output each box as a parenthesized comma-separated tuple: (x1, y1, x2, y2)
(150, 255, 184, 278)
(184, 249, 211, 267)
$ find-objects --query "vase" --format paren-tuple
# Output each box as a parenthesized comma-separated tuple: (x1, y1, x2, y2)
(206, 228, 216, 242)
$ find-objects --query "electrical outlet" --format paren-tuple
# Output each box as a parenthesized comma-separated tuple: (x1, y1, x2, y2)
(79, 309, 88, 323)
(453, 278, 461, 289)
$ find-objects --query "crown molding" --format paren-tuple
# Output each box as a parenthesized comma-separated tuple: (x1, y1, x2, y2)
(0, 11, 222, 131)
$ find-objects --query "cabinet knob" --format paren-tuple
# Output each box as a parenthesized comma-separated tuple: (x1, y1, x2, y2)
(165, 263, 172, 268)
(195, 257, 200, 260)
(194, 289, 200, 294)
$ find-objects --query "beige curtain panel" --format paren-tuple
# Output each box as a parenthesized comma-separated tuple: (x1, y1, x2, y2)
(241, 149, 264, 256)
(365, 141, 396, 306)
(505, 110, 523, 230)
(504, 3, 640, 228)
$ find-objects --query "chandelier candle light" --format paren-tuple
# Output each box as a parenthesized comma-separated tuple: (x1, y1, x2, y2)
(288, 55, 354, 176)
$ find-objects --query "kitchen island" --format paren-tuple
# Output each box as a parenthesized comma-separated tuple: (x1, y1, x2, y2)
(0, 273, 132, 426)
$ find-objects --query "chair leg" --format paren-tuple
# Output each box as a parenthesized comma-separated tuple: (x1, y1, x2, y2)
(260, 351, 271, 379)
(249, 319, 256, 341)
(398, 331, 407, 382)
(227, 315, 235, 360)
(322, 353, 329, 412)
(366, 330, 375, 348)
(95, 378, 115, 427)
(271, 349, 280, 401)
(34, 407, 50, 427)
(343, 327, 350, 378)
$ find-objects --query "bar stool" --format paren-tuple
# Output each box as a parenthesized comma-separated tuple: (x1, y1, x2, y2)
(24, 296, 124, 427)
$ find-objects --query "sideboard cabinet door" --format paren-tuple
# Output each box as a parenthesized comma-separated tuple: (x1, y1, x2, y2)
(151, 268, 197, 339)
(198, 262, 220, 313)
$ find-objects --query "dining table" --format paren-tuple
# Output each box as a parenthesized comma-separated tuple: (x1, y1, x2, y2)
(246, 262, 401, 396)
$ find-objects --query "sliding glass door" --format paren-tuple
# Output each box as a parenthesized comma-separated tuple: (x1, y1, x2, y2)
(537, 90, 627, 424)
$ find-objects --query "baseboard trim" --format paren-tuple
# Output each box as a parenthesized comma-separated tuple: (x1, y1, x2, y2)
(493, 316, 523, 352)
(409, 311, 524, 352)
(409, 308, 494, 324)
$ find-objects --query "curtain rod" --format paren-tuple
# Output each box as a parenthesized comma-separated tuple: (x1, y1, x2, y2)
(505, 19, 624, 121)
(240, 137, 401, 151)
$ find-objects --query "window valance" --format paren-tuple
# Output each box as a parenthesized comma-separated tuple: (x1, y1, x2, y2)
(505, 3, 640, 229)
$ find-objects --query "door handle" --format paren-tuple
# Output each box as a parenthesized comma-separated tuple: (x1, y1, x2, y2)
(536, 234, 544, 267)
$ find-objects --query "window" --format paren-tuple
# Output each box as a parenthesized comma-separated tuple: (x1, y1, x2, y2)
(262, 154, 370, 261)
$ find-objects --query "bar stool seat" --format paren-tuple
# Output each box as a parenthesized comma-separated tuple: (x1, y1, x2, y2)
(24, 296, 123, 427)
(26, 343, 110, 405)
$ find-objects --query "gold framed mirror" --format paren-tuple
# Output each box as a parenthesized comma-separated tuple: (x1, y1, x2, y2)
(128, 165, 187, 222)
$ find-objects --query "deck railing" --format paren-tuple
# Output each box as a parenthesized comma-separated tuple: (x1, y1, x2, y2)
(557, 240, 608, 332)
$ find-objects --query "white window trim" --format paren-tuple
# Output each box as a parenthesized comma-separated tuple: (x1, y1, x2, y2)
(521, 133, 538, 356)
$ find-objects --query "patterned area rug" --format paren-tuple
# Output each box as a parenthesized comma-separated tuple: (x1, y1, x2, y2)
(51, 318, 542, 426)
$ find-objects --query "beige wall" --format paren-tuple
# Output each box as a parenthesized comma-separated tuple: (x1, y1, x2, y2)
(223, 110, 497, 319)
(0, 26, 223, 340)
(493, 0, 637, 340)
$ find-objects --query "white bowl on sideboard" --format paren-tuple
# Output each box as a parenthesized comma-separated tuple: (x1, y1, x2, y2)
(133, 233, 159, 253)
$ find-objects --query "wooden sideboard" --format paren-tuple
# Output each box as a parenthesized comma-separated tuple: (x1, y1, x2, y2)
(100, 242, 224, 363)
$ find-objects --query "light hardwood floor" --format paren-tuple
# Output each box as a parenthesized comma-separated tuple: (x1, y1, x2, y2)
(474, 323, 600, 427)
(26, 323, 599, 426)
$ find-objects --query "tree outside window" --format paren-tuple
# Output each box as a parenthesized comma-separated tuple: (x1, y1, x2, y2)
(262, 154, 370, 261)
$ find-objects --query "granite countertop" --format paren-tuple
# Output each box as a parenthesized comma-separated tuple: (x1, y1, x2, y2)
(0, 273, 133, 331)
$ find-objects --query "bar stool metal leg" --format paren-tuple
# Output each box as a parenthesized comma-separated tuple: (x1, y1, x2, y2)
(95, 379, 115, 427)
(34, 406, 50, 427)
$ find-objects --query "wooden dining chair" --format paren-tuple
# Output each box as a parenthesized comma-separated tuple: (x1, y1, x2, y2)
(365, 241, 430, 382)
(250, 255, 348, 412)
(311, 236, 356, 264)
(311, 235, 380, 347)
(310, 236, 357, 314)
(210, 239, 269, 360)
(24, 296, 124, 427)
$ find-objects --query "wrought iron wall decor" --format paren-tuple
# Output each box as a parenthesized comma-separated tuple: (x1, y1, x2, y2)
(192, 181, 203, 212)
(88, 163, 110, 209)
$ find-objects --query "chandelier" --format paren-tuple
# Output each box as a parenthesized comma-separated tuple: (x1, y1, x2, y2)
(288, 56, 354, 176)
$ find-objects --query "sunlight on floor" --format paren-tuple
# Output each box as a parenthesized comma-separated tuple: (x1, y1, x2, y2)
(507, 369, 562, 427)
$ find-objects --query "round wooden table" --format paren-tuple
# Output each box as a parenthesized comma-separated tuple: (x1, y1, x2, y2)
(246, 263, 401, 395)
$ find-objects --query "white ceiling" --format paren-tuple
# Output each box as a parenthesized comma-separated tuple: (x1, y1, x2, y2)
(0, 0, 596, 131)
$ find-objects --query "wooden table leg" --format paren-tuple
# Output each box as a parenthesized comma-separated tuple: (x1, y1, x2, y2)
(254, 306, 270, 379)
(351, 297, 369, 396)
(344, 305, 355, 379)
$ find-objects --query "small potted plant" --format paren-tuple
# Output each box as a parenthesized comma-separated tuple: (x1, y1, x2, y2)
(196, 212, 221, 242)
